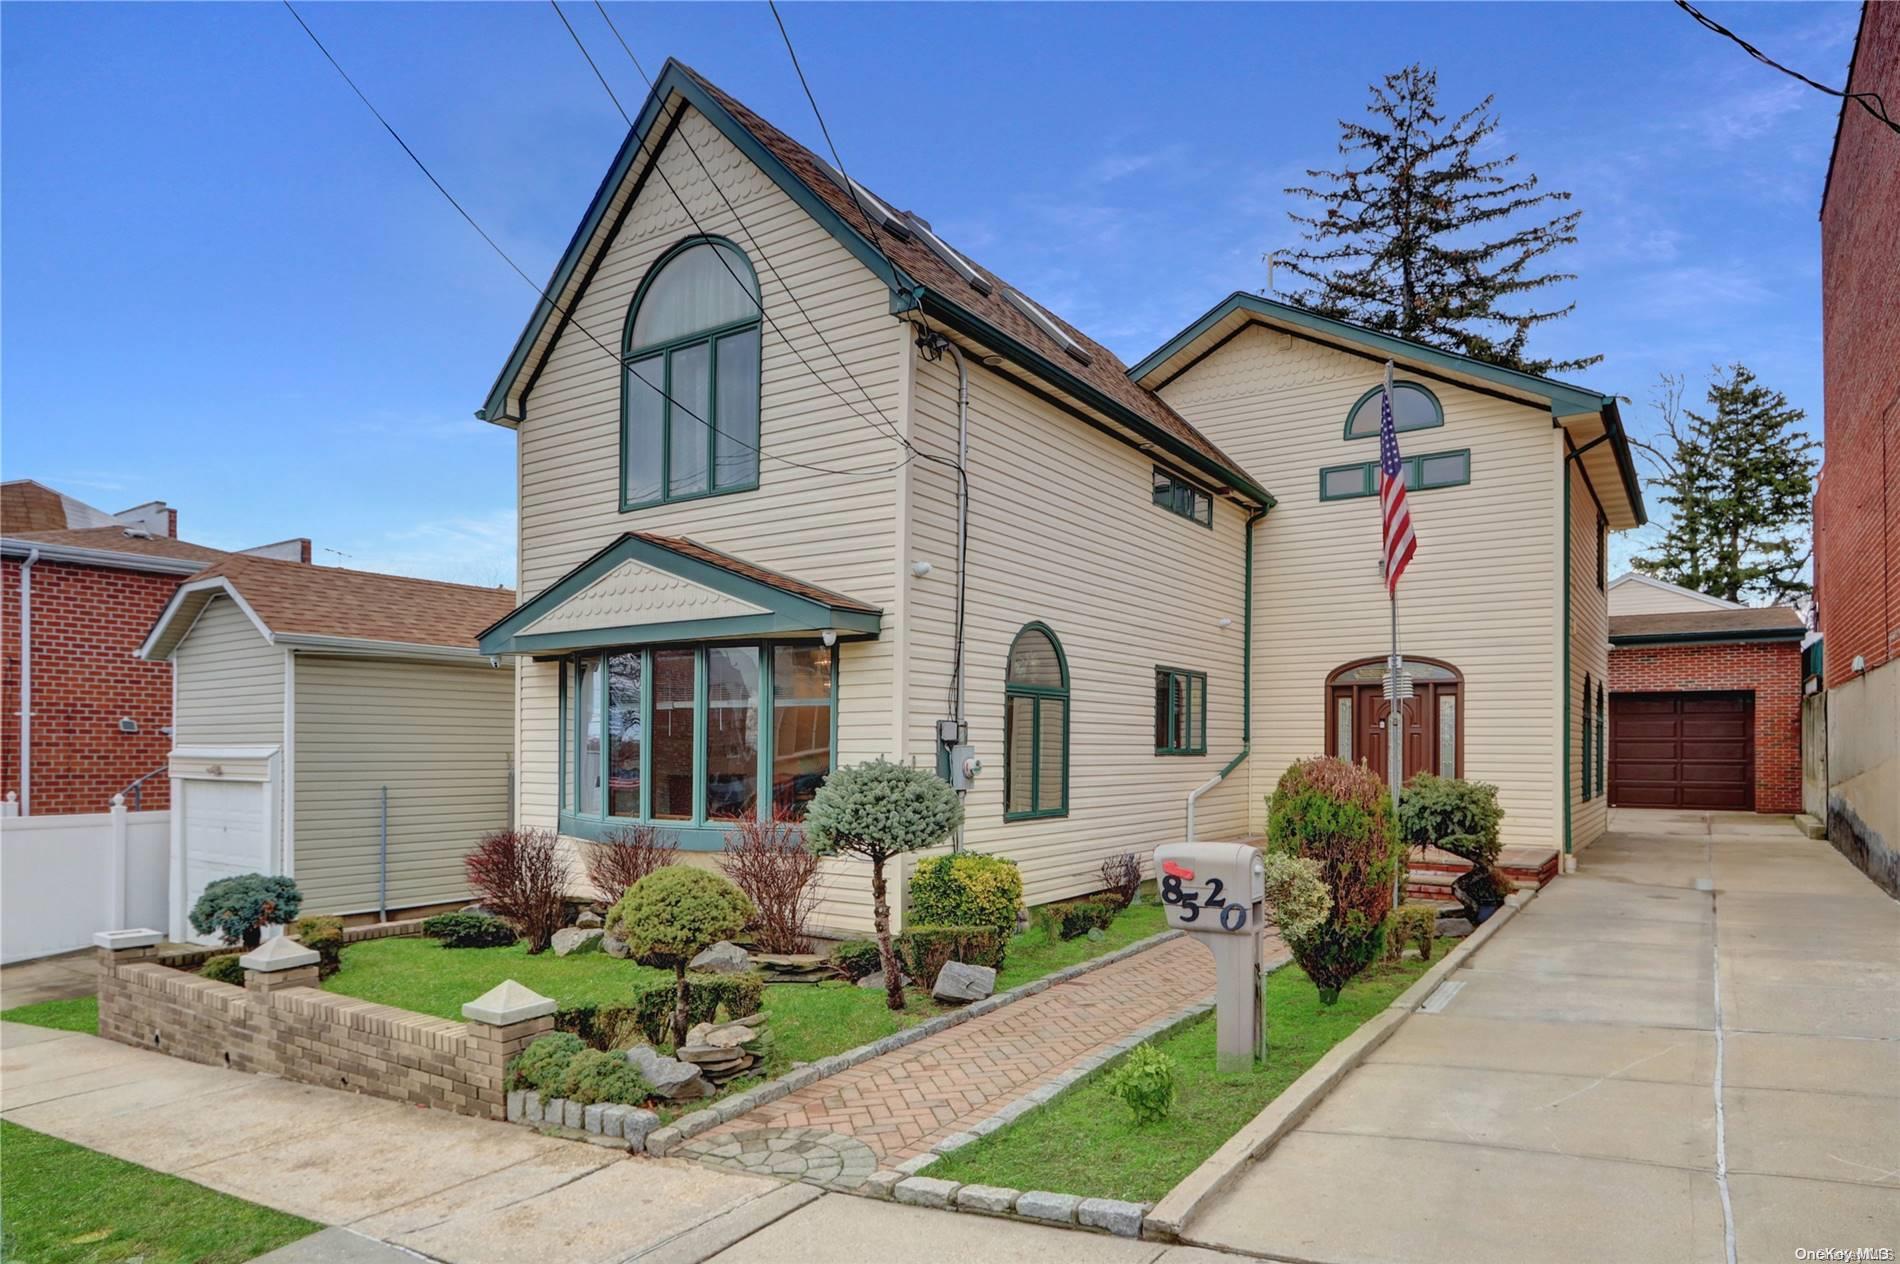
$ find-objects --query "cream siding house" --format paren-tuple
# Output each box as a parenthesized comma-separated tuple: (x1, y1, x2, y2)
(141, 554, 516, 936)
(476, 61, 1645, 931)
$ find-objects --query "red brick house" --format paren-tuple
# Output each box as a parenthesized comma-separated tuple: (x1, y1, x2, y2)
(1811, 0, 1899, 891)
(1605, 586, 1807, 813)
(1, 480, 309, 816)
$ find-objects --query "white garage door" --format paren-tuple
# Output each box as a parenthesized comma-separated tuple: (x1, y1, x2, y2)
(180, 777, 273, 945)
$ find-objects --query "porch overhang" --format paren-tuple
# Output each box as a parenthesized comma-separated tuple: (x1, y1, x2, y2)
(477, 532, 884, 658)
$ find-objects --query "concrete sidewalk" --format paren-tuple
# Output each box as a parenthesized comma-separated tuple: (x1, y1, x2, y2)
(1183, 809, 1900, 1263)
(0, 1019, 1225, 1263)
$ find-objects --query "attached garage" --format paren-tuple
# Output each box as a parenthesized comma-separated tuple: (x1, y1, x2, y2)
(1605, 603, 1808, 816)
(139, 554, 517, 931)
(1609, 692, 1753, 810)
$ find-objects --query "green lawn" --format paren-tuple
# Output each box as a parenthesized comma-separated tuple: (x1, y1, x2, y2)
(0, 995, 99, 1035)
(925, 945, 1447, 1204)
(995, 902, 1166, 991)
(0, 1121, 319, 1264)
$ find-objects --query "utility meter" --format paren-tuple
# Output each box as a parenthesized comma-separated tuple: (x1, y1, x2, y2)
(950, 746, 981, 790)
(1152, 842, 1268, 1071)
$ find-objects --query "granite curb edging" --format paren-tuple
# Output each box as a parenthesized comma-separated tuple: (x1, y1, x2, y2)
(1142, 884, 1539, 1241)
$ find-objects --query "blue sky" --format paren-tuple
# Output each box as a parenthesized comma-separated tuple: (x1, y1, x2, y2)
(2, 2, 1854, 584)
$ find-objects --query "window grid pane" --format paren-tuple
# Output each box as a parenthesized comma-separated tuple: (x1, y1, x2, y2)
(715, 328, 761, 491)
(1006, 696, 1033, 815)
(705, 647, 760, 821)
(1036, 698, 1065, 813)
(772, 645, 831, 818)
(650, 648, 696, 821)
(577, 656, 602, 816)
(625, 356, 665, 505)
(1438, 695, 1456, 777)
(607, 652, 642, 818)
(667, 342, 711, 498)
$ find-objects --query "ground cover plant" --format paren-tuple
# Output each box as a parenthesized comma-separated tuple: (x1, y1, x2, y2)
(925, 944, 1444, 1203)
(0, 995, 99, 1034)
(0, 1120, 318, 1264)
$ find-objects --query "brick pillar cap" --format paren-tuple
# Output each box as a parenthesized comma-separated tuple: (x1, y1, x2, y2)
(239, 935, 320, 972)
(94, 929, 164, 950)
(464, 979, 557, 1025)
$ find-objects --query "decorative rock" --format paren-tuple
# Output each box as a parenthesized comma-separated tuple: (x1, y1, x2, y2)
(701, 1022, 760, 1049)
(551, 926, 605, 957)
(1435, 916, 1474, 939)
(1086, 928, 1106, 942)
(1078, 1197, 1145, 1237)
(1015, 1191, 1082, 1224)
(754, 953, 830, 983)
(893, 1177, 960, 1209)
(598, 1104, 630, 1138)
(955, 1184, 1018, 1214)
(619, 1108, 661, 1150)
(856, 969, 909, 990)
(575, 910, 604, 929)
(625, 1045, 714, 1099)
(932, 960, 997, 1003)
(600, 933, 631, 959)
(688, 940, 753, 974)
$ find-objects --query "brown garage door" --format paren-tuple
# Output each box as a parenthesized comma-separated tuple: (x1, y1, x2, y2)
(1609, 692, 1754, 810)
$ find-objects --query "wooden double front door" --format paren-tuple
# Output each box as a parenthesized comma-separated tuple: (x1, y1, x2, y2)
(1326, 658, 1463, 782)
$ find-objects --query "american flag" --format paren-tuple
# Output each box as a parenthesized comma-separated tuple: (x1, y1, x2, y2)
(1379, 362, 1418, 595)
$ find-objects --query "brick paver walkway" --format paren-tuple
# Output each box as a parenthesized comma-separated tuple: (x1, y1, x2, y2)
(686, 932, 1280, 1177)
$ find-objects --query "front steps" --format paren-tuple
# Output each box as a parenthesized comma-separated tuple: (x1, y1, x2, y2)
(1403, 845, 1560, 902)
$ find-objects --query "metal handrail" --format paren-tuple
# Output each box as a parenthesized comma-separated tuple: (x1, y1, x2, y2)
(119, 766, 168, 812)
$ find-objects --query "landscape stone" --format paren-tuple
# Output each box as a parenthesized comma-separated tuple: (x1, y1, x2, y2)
(1078, 1197, 1145, 1237)
(506, 1090, 525, 1122)
(857, 969, 909, 990)
(703, 1022, 762, 1049)
(583, 1103, 606, 1133)
(689, 940, 754, 974)
(625, 1044, 714, 1099)
(955, 1184, 1018, 1214)
(600, 933, 630, 959)
(619, 1109, 662, 1150)
(754, 952, 830, 983)
(563, 1099, 585, 1129)
(599, 1104, 630, 1137)
(860, 1170, 902, 1199)
(551, 926, 605, 957)
(893, 1177, 960, 1209)
(1016, 1191, 1082, 1224)
(575, 910, 604, 929)
(522, 1091, 542, 1123)
(1435, 916, 1475, 939)
(932, 960, 997, 1003)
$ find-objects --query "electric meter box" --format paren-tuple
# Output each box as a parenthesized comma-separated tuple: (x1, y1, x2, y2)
(1153, 842, 1267, 933)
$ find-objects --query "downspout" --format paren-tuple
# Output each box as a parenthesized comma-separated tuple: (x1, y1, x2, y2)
(18, 548, 38, 816)
(1561, 445, 1575, 870)
(1187, 508, 1264, 841)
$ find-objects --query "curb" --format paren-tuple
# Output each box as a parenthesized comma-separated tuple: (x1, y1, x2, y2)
(648, 927, 1187, 1156)
(1143, 888, 1536, 1242)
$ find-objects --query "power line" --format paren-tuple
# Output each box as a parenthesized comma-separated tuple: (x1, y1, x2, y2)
(281, 1, 908, 481)
(1674, 0, 1896, 136)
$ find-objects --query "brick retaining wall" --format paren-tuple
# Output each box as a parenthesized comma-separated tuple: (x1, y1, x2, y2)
(95, 935, 549, 1120)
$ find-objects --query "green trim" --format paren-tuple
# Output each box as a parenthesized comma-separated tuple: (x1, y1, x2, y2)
(1152, 467, 1215, 529)
(1003, 622, 1070, 821)
(1608, 627, 1808, 647)
(619, 236, 764, 513)
(1595, 681, 1606, 800)
(1128, 292, 1647, 525)
(1562, 456, 1573, 857)
(1154, 666, 1209, 756)
(479, 532, 883, 657)
(1318, 449, 1471, 501)
(1343, 381, 1444, 440)
(1581, 674, 1594, 801)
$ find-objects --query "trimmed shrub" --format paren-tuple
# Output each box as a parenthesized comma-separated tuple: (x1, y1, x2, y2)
(609, 867, 753, 1049)
(897, 924, 1003, 984)
(553, 1003, 647, 1052)
(909, 853, 1023, 946)
(1266, 757, 1403, 1002)
(1099, 852, 1144, 911)
(200, 953, 246, 985)
(189, 874, 303, 949)
(422, 911, 519, 949)
(1105, 1044, 1177, 1125)
(1398, 774, 1504, 866)
(806, 759, 963, 1012)
(1261, 851, 1332, 942)
(1032, 895, 1120, 941)
(290, 916, 345, 979)
(508, 1031, 585, 1094)
(628, 973, 764, 1046)
(828, 939, 883, 982)
(557, 1048, 650, 1106)
(1384, 903, 1438, 963)
(717, 810, 822, 954)
(585, 824, 678, 905)
(465, 828, 569, 954)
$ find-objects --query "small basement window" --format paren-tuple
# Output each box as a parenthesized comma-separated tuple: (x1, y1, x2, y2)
(1152, 467, 1214, 527)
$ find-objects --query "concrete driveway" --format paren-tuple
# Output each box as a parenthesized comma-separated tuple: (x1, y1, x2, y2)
(1184, 810, 1900, 1263)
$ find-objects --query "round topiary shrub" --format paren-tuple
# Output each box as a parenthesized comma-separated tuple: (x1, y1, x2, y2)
(909, 852, 1023, 946)
(806, 759, 963, 1012)
(189, 874, 303, 950)
(607, 867, 752, 1049)
(508, 1031, 585, 1094)
(1266, 757, 1402, 1003)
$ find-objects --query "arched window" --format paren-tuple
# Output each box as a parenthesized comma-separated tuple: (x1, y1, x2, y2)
(1345, 380, 1442, 440)
(1004, 623, 1068, 820)
(622, 237, 762, 509)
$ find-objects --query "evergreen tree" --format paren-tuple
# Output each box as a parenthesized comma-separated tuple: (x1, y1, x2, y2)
(1631, 365, 1819, 603)
(1280, 65, 1596, 375)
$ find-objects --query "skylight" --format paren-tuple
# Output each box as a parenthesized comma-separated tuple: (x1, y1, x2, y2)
(1003, 288, 1093, 365)
(903, 214, 992, 295)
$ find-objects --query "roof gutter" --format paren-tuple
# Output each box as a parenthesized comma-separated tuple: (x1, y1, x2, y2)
(0, 537, 209, 576)
(270, 633, 501, 664)
(1609, 628, 1809, 647)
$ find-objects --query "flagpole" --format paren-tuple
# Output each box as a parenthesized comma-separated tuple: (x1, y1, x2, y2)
(1383, 359, 1404, 911)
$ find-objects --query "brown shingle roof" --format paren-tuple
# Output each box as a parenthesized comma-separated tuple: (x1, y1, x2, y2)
(1609, 608, 1808, 643)
(7, 526, 228, 566)
(189, 553, 516, 650)
(681, 67, 1259, 494)
(635, 532, 880, 614)
(1, 481, 71, 534)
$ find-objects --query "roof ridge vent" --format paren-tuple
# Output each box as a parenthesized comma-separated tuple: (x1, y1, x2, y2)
(122, 526, 153, 539)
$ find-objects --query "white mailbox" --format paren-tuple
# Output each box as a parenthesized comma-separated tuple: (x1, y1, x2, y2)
(1153, 842, 1268, 1071)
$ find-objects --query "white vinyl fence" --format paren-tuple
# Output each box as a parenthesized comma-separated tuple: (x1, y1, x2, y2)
(1, 796, 170, 964)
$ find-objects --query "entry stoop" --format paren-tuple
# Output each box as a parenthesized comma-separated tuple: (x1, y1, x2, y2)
(1403, 845, 1560, 901)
